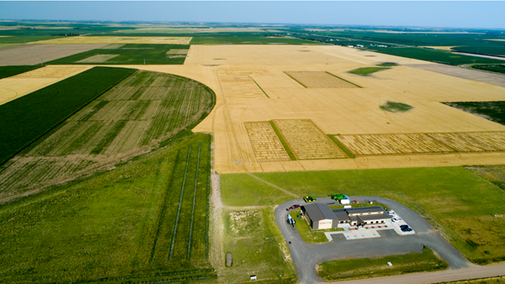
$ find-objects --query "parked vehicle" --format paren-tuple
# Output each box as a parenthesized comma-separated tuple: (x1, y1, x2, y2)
(391, 217, 402, 222)
(400, 225, 412, 232)
(388, 210, 396, 216)
(351, 200, 359, 204)
(304, 196, 316, 203)
(286, 204, 301, 211)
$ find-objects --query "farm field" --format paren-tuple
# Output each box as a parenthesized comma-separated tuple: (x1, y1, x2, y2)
(0, 133, 216, 283)
(244, 122, 291, 162)
(33, 36, 192, 45)
(47, 43, 190, 65)
(0, 69, 216, 202)
(220, 166, 505, 264)
(222, 208, 296, 283)
(0, 65, 41, 79)
(284, 71, 359, 88)
(470, 64, 505, 75)
(184, 45, 505, 174)
(0, 44, 107, 65)
(443, 101, 505, 126)
(0, 66, 134, 166)
(317, 247, 448, 281)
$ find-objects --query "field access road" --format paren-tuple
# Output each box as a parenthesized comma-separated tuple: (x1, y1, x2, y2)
(275, 196, 472, 284)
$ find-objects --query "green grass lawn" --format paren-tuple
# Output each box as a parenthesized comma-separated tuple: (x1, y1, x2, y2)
(221, 167, 505, 264)
(222, 208, 297, 283)
(348, 67, 390, 76)
(0, 133, 215, 283)
(317, 246, 448, 281)
(289, 209, 343, 243)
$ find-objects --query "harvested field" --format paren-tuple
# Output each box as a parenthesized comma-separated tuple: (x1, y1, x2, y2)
(101, 43, 125, 49)
(284, 71, 358, 88)
(219, 73, 267, 99)
(167, 49, 189, 55)
(273, 119, 347, 160)
(0, 44, 107, 65)
(76, 54, 119, 63)
(33, 36, 192, 45)
(10, 65, 90, 79)
(335, 132, 505, 156)
(244, 122, 291, 162)
(0, 69, 215, 201)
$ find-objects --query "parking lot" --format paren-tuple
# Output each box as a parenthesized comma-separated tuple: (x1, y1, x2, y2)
(276, 196, 472, 284)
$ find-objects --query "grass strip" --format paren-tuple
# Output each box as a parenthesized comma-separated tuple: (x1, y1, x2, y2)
(318, 246, 448, 281)
(269, 121, 296, 160)
(149, 150, 181, 263)
(328, 135, 355, 158)
(348, 67, 390, 76)
(325, 71, 362, 88)
(283, 71, 307, 88)
(187, 141, 201, 260)
(169, 145, 191, 261)
(249, 76, 270, 98)
(289, 209, 343, 243)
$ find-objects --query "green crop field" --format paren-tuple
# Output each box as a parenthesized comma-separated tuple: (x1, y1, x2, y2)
(452, 46, 505, 57)
(47, 43, 190, 65)
(372, 47, 504, 66)
(348, 67, 390, 76)
(221, 167, 505, 264)
(317, 246, 448, 281)
(223, 208, 297, 283)
(0, 133, 215, 283)
(443, 101, 505, 126)
(0, 69, 216, 202)
(0, 66, 135, 166)
(470, 64, 505, 74)
(0, 65, 42, 79)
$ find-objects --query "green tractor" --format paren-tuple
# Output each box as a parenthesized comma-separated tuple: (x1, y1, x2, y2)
(330, 194, 346, 200)
(304, 196, 316, 203)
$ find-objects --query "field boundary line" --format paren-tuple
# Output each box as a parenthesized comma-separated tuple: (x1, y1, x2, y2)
(187, 141, 201, 260)
(245, 172, 298, 198)
(269, 121, 297, 160)
(149, 149, 181, 263)
(249, 76, 270, 98)
(325, 71, 363, 88)
(283, 71, 308, 88)
(169, 145, 192, 260)
(328, 135, 355, 158)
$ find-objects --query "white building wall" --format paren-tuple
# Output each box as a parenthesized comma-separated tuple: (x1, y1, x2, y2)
(318, 219, 333, 229)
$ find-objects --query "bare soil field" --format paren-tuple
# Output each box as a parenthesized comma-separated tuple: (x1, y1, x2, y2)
(0, 65, 92, 105)
(0, 44, 107, 65)
(0, 69, 215, 201)
(76, 54, 119, 63)
(33, 36, 192, 45)
(284, 71, 358, 88)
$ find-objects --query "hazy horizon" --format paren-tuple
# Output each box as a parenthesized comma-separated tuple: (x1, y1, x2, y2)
(0, 1, 504, 30)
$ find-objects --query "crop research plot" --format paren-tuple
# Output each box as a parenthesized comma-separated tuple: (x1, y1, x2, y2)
(284, 71, 358, 88)
(0, 69, 216, 201)
(244, 122, 291, 162)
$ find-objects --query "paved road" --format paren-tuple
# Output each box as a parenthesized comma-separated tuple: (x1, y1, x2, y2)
(275, 196, 473, 284)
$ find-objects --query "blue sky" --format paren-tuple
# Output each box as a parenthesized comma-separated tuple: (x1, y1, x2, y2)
(0, 1, 504, 29)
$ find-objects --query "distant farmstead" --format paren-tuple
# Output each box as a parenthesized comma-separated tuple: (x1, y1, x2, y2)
(302, 203, 390, 230)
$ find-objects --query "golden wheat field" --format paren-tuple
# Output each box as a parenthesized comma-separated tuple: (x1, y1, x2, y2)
(32, 36, 192, 45)
(89, 45, 505, 173)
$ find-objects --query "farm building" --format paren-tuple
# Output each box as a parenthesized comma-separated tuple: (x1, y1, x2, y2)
(303, 204, 390, 229)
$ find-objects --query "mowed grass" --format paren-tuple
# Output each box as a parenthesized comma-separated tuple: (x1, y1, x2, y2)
(221, 167, 505, 264)
(317, 246, 448, 281)
(0, 65, 42, 79)
(223, 208, 297, 283)
(289, 209, 343, 243)
(0, 69, 216, 201)
(348, 67, 390, 76)
(0, 133, 215, 283)
(0, 67, 135, 165)
(47, 43, 190, 65)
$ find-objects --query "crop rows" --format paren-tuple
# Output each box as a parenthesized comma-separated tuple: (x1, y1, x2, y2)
(335, 131, 505, 156)
(244, 122, 291, 162)
(284, 71, 358, 88)
(0, 69, 216, 200)
(273, 119, 348, 160)
(219, 74, 267, 99)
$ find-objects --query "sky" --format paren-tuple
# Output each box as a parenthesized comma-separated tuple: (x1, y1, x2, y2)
(0, 1, 504, 29)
